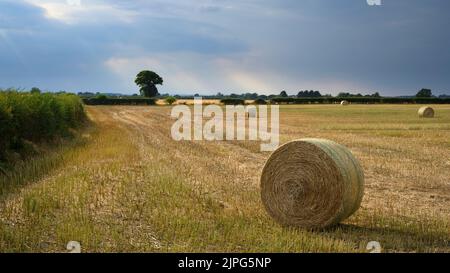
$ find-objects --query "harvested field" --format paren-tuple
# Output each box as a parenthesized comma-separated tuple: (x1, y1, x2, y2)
(1, 104, 450, 253)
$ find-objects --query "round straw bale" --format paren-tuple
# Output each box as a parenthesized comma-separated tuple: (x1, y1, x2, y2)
(418, 106, 434, 118)
(260, 138, 364, 229)
(340, 100, 349, 106)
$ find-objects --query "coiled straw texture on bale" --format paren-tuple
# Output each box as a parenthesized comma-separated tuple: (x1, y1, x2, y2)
(260, 138, 364, 229)
(340, 100, 349, 105)
(418, 106, 435, 118)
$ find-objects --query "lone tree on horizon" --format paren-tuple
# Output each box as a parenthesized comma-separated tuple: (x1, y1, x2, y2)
(416, 88, 432, 98)
(135, 70, 163, 97)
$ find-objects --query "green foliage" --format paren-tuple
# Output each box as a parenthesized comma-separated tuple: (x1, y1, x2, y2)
(269, 97, 450, 104)
(220, 98, 246, 105)
(416, 88, 432, 98)
(82, 98, 156, 105)
(253, 98, 267, 105)
(338, 92, 382, 98)
(297, 90, 322, 98)
(96, 94, 108, 100)
(0, 97, 14, 154)
(0, 90, 86, 161)
(30, 87, 41, 94)
(165, 96, 177, 105)
(279, 91, 288, 97)
(135, 70, 163, 97)
(139, 85, 159, 97)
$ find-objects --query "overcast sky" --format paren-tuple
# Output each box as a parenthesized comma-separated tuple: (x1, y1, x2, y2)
(1, 0, 449, 96)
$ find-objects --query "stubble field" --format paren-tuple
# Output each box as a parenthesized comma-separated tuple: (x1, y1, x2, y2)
(1, 104, 450, 253)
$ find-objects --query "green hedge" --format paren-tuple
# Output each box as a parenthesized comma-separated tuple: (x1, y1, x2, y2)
(253, 98, 268, 105)
(82, 98, 156, 105)
(220, 98, 246, 105)
(269, 97, 450, 104)
(0, 91, 86, 160)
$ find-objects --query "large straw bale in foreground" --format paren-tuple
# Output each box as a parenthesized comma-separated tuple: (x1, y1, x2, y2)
(418, 106, 435, 118)
(260, 138, 365, 229)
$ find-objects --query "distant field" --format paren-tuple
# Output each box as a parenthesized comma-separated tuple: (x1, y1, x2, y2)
(1, 104, 450, 252)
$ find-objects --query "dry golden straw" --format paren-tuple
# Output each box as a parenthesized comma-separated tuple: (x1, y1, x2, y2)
(418, 106, 435, 118)
(260, 138, 365, 229)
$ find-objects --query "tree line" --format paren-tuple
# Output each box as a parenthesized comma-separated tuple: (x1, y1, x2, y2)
(75, 70, 450, 100)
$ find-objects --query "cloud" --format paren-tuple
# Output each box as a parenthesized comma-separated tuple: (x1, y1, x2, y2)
(25, 0, 138, 24)
(1, 0, 450, 95)
(106, 54, 220, 93)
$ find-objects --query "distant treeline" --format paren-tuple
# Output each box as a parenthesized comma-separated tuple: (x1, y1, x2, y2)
(216, 97, 450, 105)
(77, 88, 450, 105)
(269, 97, 450, 104)
(161, 90, 450, 101)
(0, 90, 86, 163)
(82, 97, 156, 105)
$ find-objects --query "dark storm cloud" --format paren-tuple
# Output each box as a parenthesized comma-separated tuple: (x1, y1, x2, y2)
(0, 0, 449, 95)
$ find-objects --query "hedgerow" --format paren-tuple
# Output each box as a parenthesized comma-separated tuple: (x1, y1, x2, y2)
(82, 98, 156, 105)
(0, 90, 86, 161)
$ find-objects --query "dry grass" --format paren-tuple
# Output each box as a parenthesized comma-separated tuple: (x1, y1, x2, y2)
(1, 104, 450, 252)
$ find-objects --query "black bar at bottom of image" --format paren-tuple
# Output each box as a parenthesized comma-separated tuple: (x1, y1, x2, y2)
(0, 252, 444, 272)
